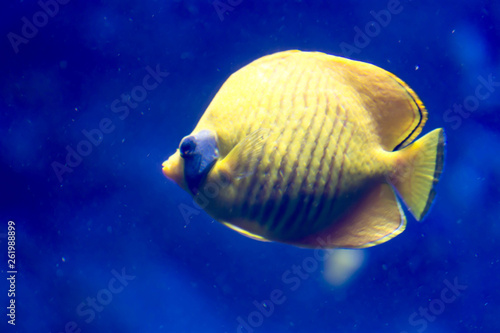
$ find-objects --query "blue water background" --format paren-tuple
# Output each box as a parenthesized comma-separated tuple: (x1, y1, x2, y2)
(1, 0, 499, 332)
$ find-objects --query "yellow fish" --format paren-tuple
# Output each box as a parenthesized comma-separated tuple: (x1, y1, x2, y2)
(162, 50, 445, 249)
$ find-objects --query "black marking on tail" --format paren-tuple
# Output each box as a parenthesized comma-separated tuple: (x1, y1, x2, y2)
(392, 79, 425, 151)
(420, 129, 446, 218)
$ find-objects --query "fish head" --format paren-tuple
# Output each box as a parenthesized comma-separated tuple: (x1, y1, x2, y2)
(163, 129, 220, 195)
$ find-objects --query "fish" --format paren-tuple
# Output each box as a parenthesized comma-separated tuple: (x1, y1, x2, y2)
(162, 50, 445, 249)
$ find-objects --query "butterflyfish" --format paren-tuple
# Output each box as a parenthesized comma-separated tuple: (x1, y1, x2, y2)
(162, 50, 445, 249)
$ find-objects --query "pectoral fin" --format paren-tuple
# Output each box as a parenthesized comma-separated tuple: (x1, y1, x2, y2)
(222, 222, 271, 242)
(218, 128, 270, 179)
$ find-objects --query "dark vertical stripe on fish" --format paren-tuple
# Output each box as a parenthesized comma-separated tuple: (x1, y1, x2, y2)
(273, 105, 314, 231)
(279, 73, 321, 236)
(309, 102, 346, 230)
(304, 94, 329, 226)
(243, 65, 299, 221)
(240, 63, 287, 218)
(265, 69, 307, 231)
(319, 107, 350, 227)
(326, 121, 355, 218)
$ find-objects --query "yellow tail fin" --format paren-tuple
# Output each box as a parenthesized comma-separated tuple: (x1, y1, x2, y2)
(388, 128, 445, 220)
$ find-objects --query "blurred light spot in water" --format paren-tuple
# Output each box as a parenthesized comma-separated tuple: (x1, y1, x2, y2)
(451, 25, 488, 80)
(324, 249, 365, 287)
(455, 26, 486, 64)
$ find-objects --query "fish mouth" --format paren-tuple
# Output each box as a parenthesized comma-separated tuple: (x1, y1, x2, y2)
(162, 151, 186, 188)
(161, 159, 173, 179)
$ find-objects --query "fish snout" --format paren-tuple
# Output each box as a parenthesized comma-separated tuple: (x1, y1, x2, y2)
(162, 151, 186, 189)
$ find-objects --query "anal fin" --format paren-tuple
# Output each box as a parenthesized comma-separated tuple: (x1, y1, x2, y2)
(302, 183, 406, 249)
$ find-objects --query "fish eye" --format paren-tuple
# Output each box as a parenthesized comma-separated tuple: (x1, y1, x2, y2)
(180, 136, 196, 157)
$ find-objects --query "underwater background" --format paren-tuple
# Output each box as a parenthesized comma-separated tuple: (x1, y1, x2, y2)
(1, 0, 499, 332)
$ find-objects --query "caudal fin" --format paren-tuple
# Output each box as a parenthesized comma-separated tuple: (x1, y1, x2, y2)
(388, 128, 445, 220)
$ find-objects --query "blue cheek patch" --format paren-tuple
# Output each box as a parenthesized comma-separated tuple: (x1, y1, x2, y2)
(179, 130, 219, 194)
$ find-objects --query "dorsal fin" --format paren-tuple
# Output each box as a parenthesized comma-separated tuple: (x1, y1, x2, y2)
(313, 52, 428, 150)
